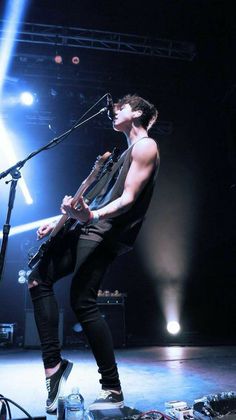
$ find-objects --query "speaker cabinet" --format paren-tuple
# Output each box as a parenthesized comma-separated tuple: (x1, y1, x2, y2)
(24, 309, 64, 348)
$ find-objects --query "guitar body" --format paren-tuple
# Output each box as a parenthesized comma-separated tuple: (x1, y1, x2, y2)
(28, 218, 76, 270)
(28, 239, 52, 270)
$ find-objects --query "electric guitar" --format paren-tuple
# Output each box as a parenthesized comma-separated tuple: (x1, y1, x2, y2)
(28, 148, 120, 271)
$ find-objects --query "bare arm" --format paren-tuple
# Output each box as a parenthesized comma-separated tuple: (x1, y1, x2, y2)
(97, 138, 159, 219)
(61, 138, 159, 222)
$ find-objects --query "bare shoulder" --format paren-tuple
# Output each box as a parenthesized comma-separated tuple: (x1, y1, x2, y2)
(132, 137, 159, 163)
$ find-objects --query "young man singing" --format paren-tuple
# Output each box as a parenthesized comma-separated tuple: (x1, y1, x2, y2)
(28, 94, 160, 412)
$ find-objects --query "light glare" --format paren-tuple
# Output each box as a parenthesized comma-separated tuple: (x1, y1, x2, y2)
(0, 1, 31, 205)
(0, 118, 33, 204)
(0, 1, 28, 95)
(20, 91, 34, 106)
(167, 321, 181, 335)
(0, 215, 61, 238)
(18, 275, 26, 284)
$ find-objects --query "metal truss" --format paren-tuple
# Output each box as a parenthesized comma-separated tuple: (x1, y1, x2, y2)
(0, 20, 196, 61)
(1, 109, 172, 136)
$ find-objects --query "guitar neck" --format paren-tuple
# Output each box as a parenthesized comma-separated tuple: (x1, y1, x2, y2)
(50, 214, 69, 238)
(71, 178, 92, 207)
(49, 157, 108, 238)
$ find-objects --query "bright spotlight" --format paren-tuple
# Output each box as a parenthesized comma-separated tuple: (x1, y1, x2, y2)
(18, 269, 26, 277)
(0, 0, 28, 95)
(0, 215, 61, 238)
(167, 321, 181, 335)
(20, 91, 34, 106)
(0, 119, 33, 204)
(18, 269, 31, 284)
(18, 275, 27, 284)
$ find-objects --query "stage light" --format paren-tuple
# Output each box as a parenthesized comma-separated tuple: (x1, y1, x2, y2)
(20, 91, 34, 106)
(0, 0, 28, 95)
(18, 275, 26, 284)
(73, 323, 83, 333)
(167, 321, 181, 335)
(54, 55, 63, 64)
(1, 91, 36, 108)
(17, 269, 31, 284)
(18, 269, 26, 277)
(50, 88, 58, 97)
(0, 215, 61, 238)
(18, 269, 27, 284)
(137, 167, 198, 342)
(0, 2, 31, 205)
(0, 118, 33, 204)
(72, 56, 80, 65)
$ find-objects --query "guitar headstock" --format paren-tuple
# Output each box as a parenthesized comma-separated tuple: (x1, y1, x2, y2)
(87, 147, 120, 183)
(90, 151, 111, 177)
(94, 151, 112, 168)
(98, 147, 121, 178)
(71, 149, 121, 208)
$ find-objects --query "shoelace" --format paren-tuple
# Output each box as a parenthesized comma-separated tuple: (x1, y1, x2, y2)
(98, 390, 112, 400)
(46, 378, 51, 393)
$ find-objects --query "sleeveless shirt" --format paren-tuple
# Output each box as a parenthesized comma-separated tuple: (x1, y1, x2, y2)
(79, 140, 159, 255)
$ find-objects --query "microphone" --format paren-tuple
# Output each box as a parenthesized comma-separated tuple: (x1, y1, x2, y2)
(106, 94, 115, 120)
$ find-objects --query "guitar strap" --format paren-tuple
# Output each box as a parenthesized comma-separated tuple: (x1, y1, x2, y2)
(83, 147, 129, 205)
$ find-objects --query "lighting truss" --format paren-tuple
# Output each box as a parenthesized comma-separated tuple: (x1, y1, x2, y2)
(0, 20, 196, 61)
(7, 108, 172, 135)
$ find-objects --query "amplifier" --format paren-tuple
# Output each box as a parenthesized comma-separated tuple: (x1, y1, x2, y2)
(0, 323, 15, 345)
(97, 291, 126, 305)
(97, 291, 126, 348)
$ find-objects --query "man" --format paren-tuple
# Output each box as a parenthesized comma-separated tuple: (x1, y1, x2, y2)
(28, 94, 160, 413)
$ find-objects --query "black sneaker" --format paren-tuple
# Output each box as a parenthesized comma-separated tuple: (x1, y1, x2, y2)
(89, 389, 124, 410)
(46, 359, 73, 413)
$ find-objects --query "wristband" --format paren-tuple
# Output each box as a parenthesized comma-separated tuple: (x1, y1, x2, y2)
(87, 210, 100, 225)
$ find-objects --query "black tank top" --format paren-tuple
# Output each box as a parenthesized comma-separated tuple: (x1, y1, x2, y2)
(80, 139, 159, 255)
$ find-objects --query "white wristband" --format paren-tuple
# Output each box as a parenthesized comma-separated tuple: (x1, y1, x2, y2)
(90, 210, 100, 224)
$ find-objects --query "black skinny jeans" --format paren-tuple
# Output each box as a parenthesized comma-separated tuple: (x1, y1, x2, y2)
(29, 228, 121, 390)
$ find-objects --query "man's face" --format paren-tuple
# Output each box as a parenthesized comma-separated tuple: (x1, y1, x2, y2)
(112, 103, 134, 132)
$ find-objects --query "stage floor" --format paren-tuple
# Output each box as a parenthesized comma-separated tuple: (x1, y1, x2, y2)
(0, 345, 236, 418)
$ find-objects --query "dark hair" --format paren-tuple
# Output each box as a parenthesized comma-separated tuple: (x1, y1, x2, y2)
(117, 94, 158, 130)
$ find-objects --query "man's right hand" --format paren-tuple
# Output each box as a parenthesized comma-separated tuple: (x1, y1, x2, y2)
(37, 223, 54, 240)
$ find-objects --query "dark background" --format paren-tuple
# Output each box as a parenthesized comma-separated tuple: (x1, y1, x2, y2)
(0, 0, 235, 347)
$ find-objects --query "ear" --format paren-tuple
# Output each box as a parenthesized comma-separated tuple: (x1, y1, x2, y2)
(133, 110, 142, 118)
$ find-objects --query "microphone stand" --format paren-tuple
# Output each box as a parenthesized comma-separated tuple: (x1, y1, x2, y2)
(0, 102, 108, 283)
